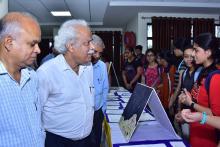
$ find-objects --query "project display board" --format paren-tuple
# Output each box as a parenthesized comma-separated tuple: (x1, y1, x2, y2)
(119, 83, 179, 142)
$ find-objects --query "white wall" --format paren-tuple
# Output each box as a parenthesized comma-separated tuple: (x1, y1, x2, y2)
(0, 0, 8, 19)
(135, 12, 220, 53)
(125, 15, 138, 34)
(124, 15, 139, 51)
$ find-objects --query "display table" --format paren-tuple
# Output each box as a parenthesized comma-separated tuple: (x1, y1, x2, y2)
(104, 87, 189, 147)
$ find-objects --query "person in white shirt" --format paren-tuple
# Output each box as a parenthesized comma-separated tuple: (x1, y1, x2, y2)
(37, 19, 95, 147)
(90, 34, 109, 147)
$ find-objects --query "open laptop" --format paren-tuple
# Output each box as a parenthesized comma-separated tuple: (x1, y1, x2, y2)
(119, 83, 179, 142)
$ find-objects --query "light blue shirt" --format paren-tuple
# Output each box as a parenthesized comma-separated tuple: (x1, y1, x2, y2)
(0, 62, 44, 147)
(40, 53, 55, 65)
(37, 54, 94, 140)
(93, 60, 109, 112)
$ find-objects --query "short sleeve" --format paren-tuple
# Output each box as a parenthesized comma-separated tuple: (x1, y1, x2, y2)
(209, 74, 220, 116)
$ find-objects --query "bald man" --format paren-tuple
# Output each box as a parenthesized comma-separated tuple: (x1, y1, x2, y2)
(0, 12, 44, 146)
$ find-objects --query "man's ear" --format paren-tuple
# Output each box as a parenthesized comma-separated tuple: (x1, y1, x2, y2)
(3, 35, 13, 52)
(65, 42, 75, 53)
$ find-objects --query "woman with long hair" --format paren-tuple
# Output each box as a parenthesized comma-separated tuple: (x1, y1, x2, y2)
(179, 33, 220, 147)
(142, 49, 161, 88)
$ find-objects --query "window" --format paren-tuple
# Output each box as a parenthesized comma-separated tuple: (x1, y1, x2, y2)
(215, 25, 220, 38)
(147, 23, 152, 49)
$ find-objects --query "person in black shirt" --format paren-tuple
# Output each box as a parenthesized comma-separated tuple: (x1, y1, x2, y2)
(135, 45, 144, 64)
(122, 48, 143, 92)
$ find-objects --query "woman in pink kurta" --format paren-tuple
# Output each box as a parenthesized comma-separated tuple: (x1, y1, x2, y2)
(142, 49, 161, 88)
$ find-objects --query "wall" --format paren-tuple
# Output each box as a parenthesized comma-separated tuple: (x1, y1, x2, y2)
(125, 15, 138, 35)
(124, 15, 139, 51)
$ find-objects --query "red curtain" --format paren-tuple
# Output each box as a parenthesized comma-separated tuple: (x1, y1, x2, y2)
(171, 18, 191, 42)
(93, 31, 122, 86)
(152, 17, 171, 52)
(113, 31, 122, 75)
(152, 17, 191, 52)
(94, 31, 113, 62)
(193, 18, 215, 38)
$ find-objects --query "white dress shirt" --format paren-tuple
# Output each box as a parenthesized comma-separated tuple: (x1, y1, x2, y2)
(37, 54, 94, 140)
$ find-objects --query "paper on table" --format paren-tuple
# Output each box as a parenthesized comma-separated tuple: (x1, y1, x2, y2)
(106, 109, 124, 114)
(121, 103, 127, 108)
(108, 95, 119, 98)
(107, 99, 120, 102)
(139, 113, 155, 121)
(107, 105, 120, 110)
(121, 96, 131, 99)
(108, 92, 116, 96)
(119, 144, 166, 147)
(117, 87, 127, 91)
(108, 114, 121, 123)
(121, 98, 129, 103)
(170, 141, 186, 147)
(107, 101, 121, 106)
(117, 91, 131, 96)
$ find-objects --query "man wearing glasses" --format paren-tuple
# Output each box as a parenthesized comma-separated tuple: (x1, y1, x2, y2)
(90, 34, 109, 147)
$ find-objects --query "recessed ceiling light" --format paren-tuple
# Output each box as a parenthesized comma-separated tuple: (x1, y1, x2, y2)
(51, 11, 71, 16)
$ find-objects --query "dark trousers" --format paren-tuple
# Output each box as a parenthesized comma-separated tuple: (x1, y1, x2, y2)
(91, 108, 104, 147)
(45, 131, 92, 147)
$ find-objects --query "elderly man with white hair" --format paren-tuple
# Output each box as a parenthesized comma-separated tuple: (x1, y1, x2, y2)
(37, 19, 94, 147)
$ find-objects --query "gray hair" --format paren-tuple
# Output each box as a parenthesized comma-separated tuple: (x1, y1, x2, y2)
(54, 19, 89, 54)
(91, 34, 105, 49)
(0, 12, 39, 41)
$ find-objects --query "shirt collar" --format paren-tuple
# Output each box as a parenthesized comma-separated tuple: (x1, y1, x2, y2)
(0, 61, 31, 86)
(0, 61, 8, 74)
(20, 68, 31, 87)
(93, 60, 101, 68)
(56, 54, 72, 71)
(56, 54, 91, 74)
(0, 61, 31, 75)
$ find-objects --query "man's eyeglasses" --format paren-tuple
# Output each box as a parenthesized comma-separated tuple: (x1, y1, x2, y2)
(93, 50, 103, 56)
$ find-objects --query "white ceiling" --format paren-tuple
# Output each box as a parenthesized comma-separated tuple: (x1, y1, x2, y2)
(8, 0, 220, 38)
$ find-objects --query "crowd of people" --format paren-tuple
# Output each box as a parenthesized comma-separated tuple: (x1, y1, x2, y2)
(1, 11, 220, 147)
(122, 35, 220, 147)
